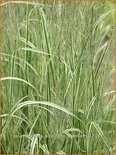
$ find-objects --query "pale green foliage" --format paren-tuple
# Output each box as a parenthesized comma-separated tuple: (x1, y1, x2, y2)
(2, 1, 114, 154)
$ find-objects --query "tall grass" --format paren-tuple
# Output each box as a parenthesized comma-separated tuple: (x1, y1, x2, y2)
(1, 1, 115, 154)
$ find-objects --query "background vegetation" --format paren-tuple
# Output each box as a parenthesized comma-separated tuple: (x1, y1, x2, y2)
(2, 1, 115, 154)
